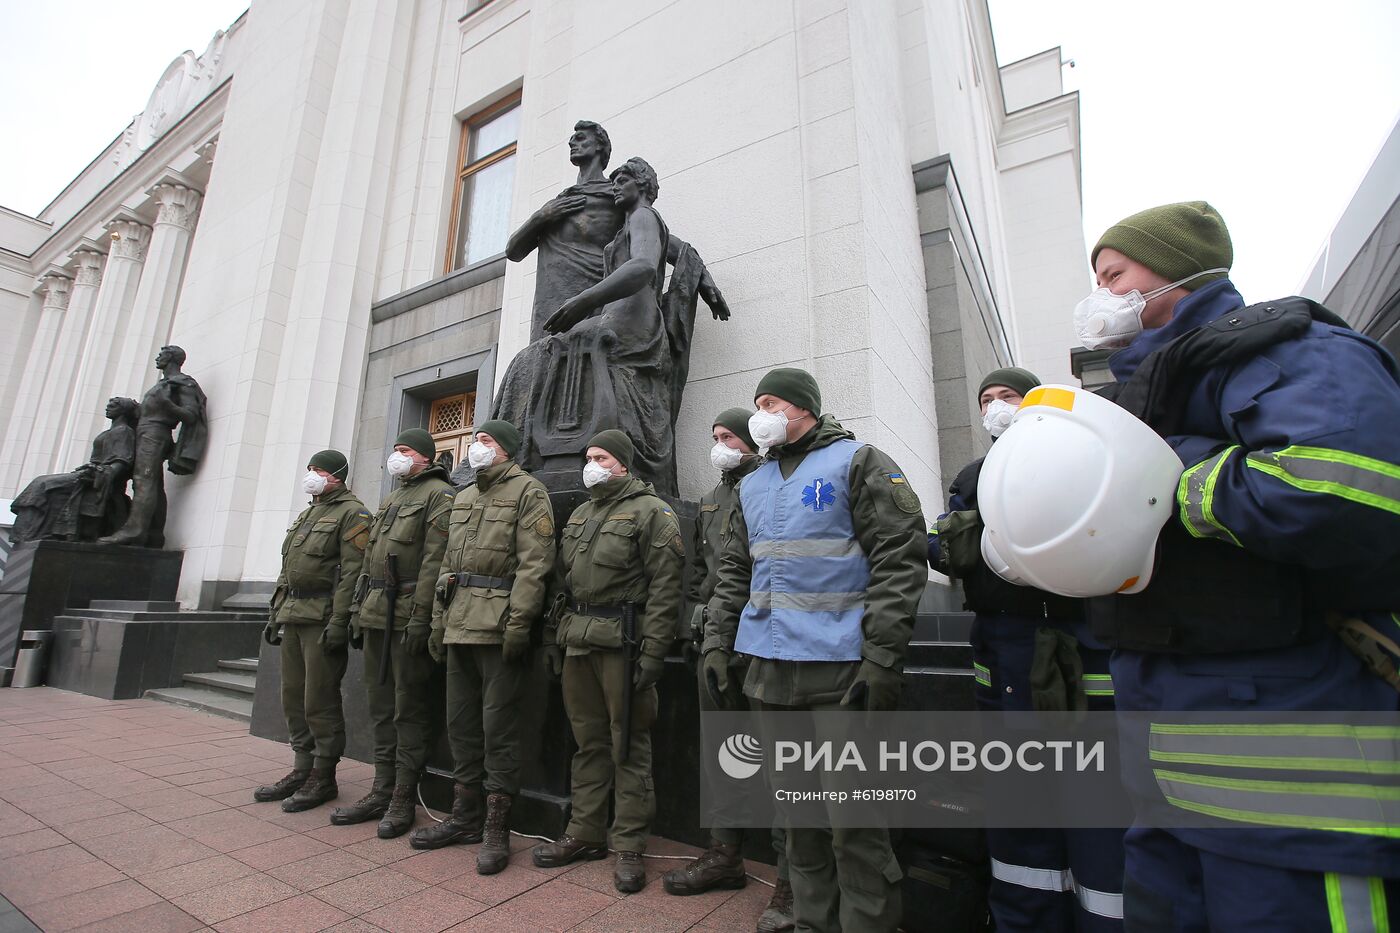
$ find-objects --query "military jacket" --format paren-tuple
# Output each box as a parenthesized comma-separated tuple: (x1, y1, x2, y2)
(704, 416, 928, 705)
(556, 475, 684, 660)
(433, 460, 556, 645)
(274, 484, 371, 627)
(355, 464, 454, 631)
(684, 459, 758, 642)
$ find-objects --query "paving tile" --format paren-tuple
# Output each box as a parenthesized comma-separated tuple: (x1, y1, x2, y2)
(117, 788, 227, 822)
(394, 846, 478, 885)
(305, 820, 383, 846)
(68, 901, 204, 933)
(93, 777, 176, 800)
(137, 854, 260, 899)
(180, 777, 255, 798)
(229, 834, 333, 871)
(444, 880, 614, 932)
(321, 920, 388, 933)
(239, 802, 336, 833)
(19, 795, 128, 826)
(361, 885, 487, 932)
(0, 827, 68, 859)
(0, 844, 127, 907)
(22, 879, 163, 932)
(166, 770, 237, 789)
(170, 873, 299, 925)
(683, 878, 773, 930)
(211, 892, 350, 933)
(438, 863, 548, 906)
(339, 835, 418, 866)
(267, 849, 378, 891)
(312, 865, 426, 915)
(165, 809, 292, 853)
(82, 824, 221, 875)
(54, 810, 158, 843)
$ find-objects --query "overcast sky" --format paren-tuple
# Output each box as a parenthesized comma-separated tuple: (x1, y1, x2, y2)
(1, 0, 1397, 301)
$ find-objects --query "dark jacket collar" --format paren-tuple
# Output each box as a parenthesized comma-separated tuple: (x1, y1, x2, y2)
(1109, 279, 1245, 382)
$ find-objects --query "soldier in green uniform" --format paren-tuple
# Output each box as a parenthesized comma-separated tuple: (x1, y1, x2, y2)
(330, 428, 454, 838)
(704, 368, 927, 933)
(409, 419, 556, 876)
(256, 450, 371, 812)
(663, 410, 794, 932)
(532, 429, 684, 894)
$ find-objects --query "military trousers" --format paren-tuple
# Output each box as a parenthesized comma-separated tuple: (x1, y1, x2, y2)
(562, 651, 657, 853)
(699, 658, 789, 881)
(445, 643, 527, 795)
(756, 696, 902, 933)
(280, 622, 348, 770)
(360, 626, 436, 789)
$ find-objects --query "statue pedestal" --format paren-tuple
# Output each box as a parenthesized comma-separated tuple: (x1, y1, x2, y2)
(0, 540, 182, 670)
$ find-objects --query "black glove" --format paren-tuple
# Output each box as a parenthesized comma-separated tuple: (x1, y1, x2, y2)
(840, 659, 903, 712)
(262, 620, 282, 646)
(634, 655, 665, 692)
(502, 629, 531, 665)
(542, 644, 565, 679)
(702, 648, 743, 710)
(428, 625, 446, 663)
(318, 623, 348, 654)
(401, 622, 430, 656)
(348, 618, 364, 650)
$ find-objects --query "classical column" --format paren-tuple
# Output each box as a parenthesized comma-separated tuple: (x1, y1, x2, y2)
(23, 249, 106, 478)
(0, 272, 73, 492)
(58, 216, 152, 468)
(109, 181, 202, 403)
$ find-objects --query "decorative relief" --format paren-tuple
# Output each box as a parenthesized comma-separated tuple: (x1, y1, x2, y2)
(107, 221, 153, 263)
(71, 250, 106, 288)
(37, 274, 73, 311)
(152, 184, 203, 232)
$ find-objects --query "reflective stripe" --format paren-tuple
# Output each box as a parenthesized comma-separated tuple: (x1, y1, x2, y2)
(1246, 445, 1400, 517)
(1083, 673, 1114, 696)
(747, 591, 865, 612)
(973, 662, 991, 687)
(1178, 446, 1243, 545)
(989, 860, 1124, 920)
(1149, 723, 1400, 775)
(1327, 873, 1391, 932)
(1154, 769, 1400, 830)
(990, 858, 1070, 891)
(750, 538, 863, 560)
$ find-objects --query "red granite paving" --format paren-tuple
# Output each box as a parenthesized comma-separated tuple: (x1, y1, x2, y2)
(0, 688, 774, 931)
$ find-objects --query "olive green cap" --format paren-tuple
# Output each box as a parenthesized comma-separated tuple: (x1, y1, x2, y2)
(713, 408, 756, 452)
(393, 428, 436, 460)
(754, 367, 821, 416)
(587, 429, 634, 471)
(475, 419, 521, 458)
(1092, 201, 1232, 291)
(978, 367, 1040, 399)
(307, 449, 349, 480)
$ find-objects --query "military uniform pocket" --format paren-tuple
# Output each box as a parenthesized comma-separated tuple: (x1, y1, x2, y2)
(593, 521, 637, 569)
(388, 502, 425, 543)
(302, 520, 341, 558)
(476, 504, 517, 553)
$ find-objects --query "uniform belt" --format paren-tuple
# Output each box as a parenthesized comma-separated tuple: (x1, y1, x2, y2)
(450, 573, 515, 591)
(568, 600, 642, 619)
(288, 588, 333, 599)
(367, 579, 416, 593)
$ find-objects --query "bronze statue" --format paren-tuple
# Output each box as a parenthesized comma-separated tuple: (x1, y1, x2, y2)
(11, 397, 139, 543)
(495, 121, 730, 495)
(98, 346, 207, 548)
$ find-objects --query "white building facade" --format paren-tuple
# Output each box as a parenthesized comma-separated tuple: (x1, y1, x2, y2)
(0, 0, 1086, 609)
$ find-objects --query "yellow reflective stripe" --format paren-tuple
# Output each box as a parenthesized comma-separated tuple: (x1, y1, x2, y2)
(1328, 873, 1392, 932)
(1149, 749, 1400, 776)
(1082, 673, 1114, 696)
(1327, 874, 1347, 933)
(1160, 795, 1400, 838)
(1246, 445, 1400, 516)
(1151, 723, 1400, 739)
(973, 662, 990, 687)
(1154, 770, 1400, 801)
(1177, 446, 1243, 545)
(1372, 876, 1391, 933)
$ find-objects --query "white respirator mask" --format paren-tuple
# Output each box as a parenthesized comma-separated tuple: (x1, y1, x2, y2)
(386, 451, 415, 476)
(710, 442, 745, 471)
(1073, 268, 1228, 350)
(582, 461, 615, 489)
(748, 407, 793, 450)
(301, 471, 328, 496)
(981, 399, 1018, 438)
(467, 441, 498, 470)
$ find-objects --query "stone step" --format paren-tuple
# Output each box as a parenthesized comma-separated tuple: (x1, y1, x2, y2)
(144, 686, 253, 722)
(218, 658, 259, 673)
(183, 670, 257, 695)
(89, 600, 182, 612)
(222, 591, 274, 613)
(58, 608, 267, 622)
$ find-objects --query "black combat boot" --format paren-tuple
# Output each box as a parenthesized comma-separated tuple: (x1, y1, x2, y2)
(476, 792, 512, 875)
(377, 783, 418, 839)
(614, 850, 647, 893)
(329, 787, 392, 825)
(253, 769, 308, 802)
(756, 877, 795, 932)
(281, 767, 338, 812)
(662, 839, 746, 895)
(532, 834, 608, 868)
(407, 783, 483, 850)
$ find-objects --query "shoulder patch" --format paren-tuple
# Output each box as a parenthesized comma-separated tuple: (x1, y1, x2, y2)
(534, 513, 556, 539)
(886, 472, 921, 514)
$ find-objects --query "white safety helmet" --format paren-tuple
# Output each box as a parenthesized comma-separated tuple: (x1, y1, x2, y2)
(978, 385, 1183, 597)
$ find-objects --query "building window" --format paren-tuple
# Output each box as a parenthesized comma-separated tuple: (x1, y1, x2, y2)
(428, 391, 477, 474)
(446, 94, 521, 273)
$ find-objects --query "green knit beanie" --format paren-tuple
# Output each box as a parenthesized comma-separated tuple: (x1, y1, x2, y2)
(978, 367, 1041, 400)
(307, 449, 349, 480)
(712, 408, 757, 452)
(587, 429, 634, 471)
(475, 419, 521, 458)
(754, 367, 821, 416)
(1092, 201, 1232, 291)
(393, 428, 436, 461)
